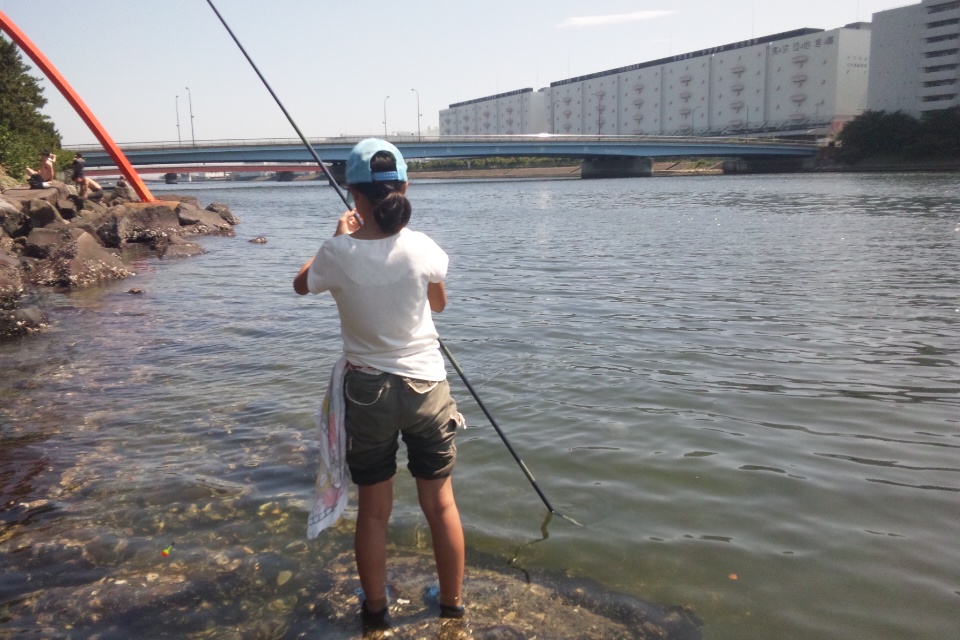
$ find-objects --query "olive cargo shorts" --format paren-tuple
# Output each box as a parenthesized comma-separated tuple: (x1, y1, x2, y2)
(343, 369, 460, 486)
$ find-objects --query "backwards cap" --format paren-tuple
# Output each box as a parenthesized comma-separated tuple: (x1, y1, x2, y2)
(345, 138, 408, 185)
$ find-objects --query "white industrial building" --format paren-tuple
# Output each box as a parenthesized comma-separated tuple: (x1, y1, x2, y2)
(440, 24, 872, 137)
(440, 88, 546, 136)
(868, 0, 960, 116)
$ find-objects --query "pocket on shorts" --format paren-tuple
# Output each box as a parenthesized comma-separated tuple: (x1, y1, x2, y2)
(401, 377, 440, 395)
(344, 371, 389, 406)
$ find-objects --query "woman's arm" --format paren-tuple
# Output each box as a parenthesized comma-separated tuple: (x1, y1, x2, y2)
(428, 281, 446, 313)
(293, 257, 313, 295)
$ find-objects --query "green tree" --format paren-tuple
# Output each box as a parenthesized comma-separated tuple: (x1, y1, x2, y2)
(836, 110, 922, 163)
(917, 106, 960, 158)
(0, 33, 61, 179)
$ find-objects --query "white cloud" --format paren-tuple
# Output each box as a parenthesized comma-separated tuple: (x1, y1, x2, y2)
(556, 10, 675, 28)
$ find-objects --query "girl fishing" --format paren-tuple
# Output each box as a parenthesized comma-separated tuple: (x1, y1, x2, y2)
(294, 138, 466, 630)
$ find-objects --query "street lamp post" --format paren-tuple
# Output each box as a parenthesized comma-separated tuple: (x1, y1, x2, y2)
(383, 95, 390, 137)
(411, 88, 421, 140)
(185, 86, 195, 146)
(175, 95, 181, 145)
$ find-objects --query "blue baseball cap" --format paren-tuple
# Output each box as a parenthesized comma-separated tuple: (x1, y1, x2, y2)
(345, 138, 408, 185)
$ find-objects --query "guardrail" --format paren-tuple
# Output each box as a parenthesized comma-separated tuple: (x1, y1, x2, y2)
(65, 133, 819, 153)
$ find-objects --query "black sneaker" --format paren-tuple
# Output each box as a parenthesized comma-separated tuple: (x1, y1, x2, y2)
(439, 603, 466, 619)
(361, 601, 391, 632)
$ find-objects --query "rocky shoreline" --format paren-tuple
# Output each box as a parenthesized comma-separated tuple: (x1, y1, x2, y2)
(0, 179, 240, 341)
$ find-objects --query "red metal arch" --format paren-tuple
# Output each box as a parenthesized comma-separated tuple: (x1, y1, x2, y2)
(0, 10, 154, 202)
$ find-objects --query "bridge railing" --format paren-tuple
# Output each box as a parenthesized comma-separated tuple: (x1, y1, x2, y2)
(66, 134, 818, 153)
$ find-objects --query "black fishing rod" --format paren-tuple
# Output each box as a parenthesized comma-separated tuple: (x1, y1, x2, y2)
(206, 0, 579, 527)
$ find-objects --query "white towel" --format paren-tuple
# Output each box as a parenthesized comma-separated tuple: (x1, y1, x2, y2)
(307, 357, 349, 539)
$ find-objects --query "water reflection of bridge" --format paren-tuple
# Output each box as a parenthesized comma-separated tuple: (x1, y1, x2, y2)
(72, 135, 820, 179)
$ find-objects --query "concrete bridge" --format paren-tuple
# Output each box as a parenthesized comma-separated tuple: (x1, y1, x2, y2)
(71, 135, 821, 179)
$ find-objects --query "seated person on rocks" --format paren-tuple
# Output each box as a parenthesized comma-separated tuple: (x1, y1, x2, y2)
(24, 150, 57, 188)
(79, 176, 102, 200)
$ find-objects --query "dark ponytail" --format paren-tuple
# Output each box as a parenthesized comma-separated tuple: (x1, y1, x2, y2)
(351, 151, 411, 234)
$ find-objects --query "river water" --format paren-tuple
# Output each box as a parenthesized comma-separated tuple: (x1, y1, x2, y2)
(1, 172, 958, 640)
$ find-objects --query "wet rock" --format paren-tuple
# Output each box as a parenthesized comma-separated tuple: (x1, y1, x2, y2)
(154, 235, 206, 260)
(207, 202, 240, 225)
(249, 237, 267, 244)
(112, 203, 183, 245)
(27, 230, 132, 288)
(177, 205, 236, 236)
(0, 306, 47, 338)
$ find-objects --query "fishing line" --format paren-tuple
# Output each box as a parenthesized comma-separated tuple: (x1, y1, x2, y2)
(205, 0, 580, 527)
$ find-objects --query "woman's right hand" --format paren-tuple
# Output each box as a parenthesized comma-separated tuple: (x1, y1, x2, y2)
(335, 209, 363, 236)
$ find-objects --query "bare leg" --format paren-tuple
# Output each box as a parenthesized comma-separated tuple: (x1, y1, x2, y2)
(355, 478, 393, 612)
(416, 476, 465, 608)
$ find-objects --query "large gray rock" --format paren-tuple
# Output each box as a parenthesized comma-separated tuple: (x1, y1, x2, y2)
(0, 195, 20, 217)
(0, 306, 47, 339)
(206, 202, 240, 225)
(30, 230, 132, 288)
(1, 206, 31, 238)
(22, 227, 68, 259)
(0, 249, 24, 309)
(24, 199, 65, 228)
(177, 205, 236, 236)
(155, 235, 206, 260)
(95, 203, 182, 247)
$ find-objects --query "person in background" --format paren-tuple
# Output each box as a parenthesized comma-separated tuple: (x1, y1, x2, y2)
(24, 150, 56, 188)
(70, 153, 86, 194)
(294, 139, 466, 631)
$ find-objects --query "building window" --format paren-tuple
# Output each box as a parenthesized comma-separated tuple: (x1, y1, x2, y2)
(927, 1, 960, 14)
(925, 63, 960, 72)
(925, 48, 960, 58)
(928, 17, 960, 28)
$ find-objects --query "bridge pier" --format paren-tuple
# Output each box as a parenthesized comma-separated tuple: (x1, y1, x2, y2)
(164, 173, 177, 184)
(581, 156, 653, 179)
(722, 157, 816, 174)
(276, 171, 296, 182)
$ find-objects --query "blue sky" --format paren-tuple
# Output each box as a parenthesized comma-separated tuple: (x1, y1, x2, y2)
(1, 0, 912, 145)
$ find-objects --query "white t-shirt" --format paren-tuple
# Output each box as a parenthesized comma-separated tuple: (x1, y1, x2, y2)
(307, 228, 448, 381)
